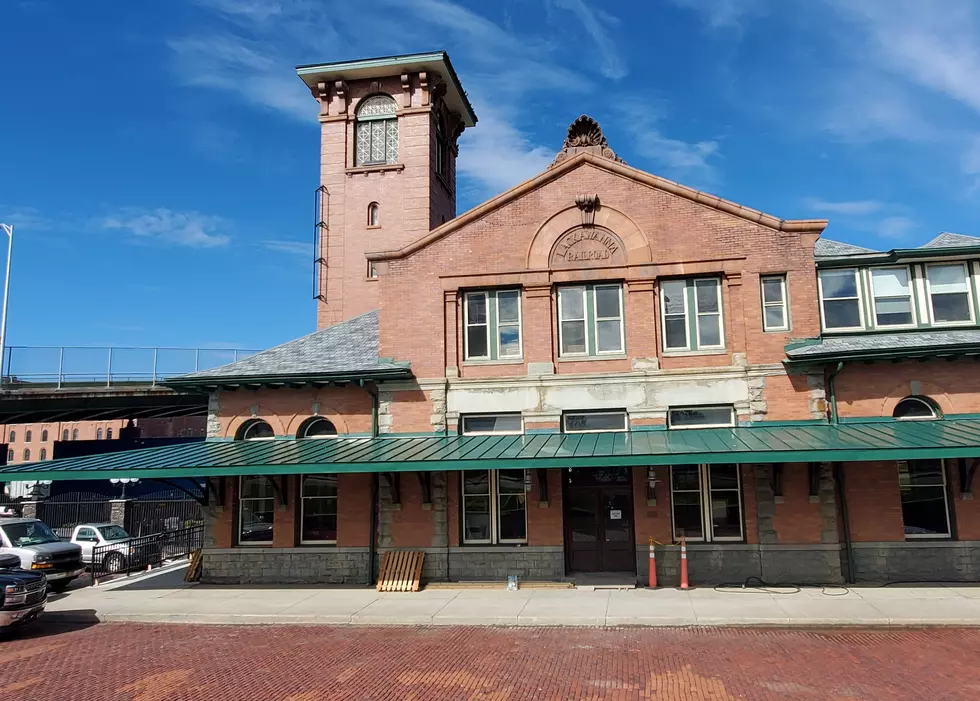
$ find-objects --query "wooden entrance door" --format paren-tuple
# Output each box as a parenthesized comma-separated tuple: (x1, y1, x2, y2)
(564, 468, 636, 573)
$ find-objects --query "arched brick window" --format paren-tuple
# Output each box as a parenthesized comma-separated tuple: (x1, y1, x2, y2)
(298, 417, 338, 439)
(893, 396, 940, 420)
(368, 202, 380, 227)
(236, 419, 275, 441)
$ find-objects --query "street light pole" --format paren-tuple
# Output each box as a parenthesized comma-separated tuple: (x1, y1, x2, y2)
(0, 224, 12, 385)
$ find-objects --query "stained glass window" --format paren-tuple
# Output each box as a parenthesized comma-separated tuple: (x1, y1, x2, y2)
(355, 94, 398, 166)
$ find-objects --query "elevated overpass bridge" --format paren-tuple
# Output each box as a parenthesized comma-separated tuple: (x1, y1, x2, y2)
(0, 345, 257, 423)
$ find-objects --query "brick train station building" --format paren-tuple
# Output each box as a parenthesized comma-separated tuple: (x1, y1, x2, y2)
(5, 51, 980, 586)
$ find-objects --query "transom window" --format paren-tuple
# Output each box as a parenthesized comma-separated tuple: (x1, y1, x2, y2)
(239, 476, 275, 544)
(760, 275, 789, 332)
(355, 94, 398, 166)
(926, 263, 974, 325)
(562, 410, 628, 433)
(660, 278, 725, 351)
(238, 419, 275, 441)
(464, 290, 522, 361)
(461, 414, 523, 435)
(461, 469, 527, 544)
(667, 406, 735, 429)
(299, 417, 338, 439)
(557, 284, 624, 357)
(898, 459, 950, 538)
(670, 464, 743, 542)
(870, 267, 915, 327)
(301, 475, 338, 543)
(818, 269, 863, 331)
(893, 396, 939, 421)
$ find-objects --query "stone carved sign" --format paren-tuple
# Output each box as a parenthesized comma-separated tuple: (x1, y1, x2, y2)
(550, 228, 626, 268)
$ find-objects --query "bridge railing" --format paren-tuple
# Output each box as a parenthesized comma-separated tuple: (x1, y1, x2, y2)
(1, 346, 259, 389)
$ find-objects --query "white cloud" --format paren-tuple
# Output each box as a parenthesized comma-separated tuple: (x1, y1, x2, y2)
(614, 99, 719, 179)
(877, 215, 917, 240)
(262, 239, 309, 256)
(456, 108, 555, 196)
(668, 0, 765, 29)
(102, 208, 230, 248)
(0, 205, 51, 231)
(550, 0, 627, 80)
(803, 198, 883, 215)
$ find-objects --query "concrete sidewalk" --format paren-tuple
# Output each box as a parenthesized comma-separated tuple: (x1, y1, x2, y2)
(43, 568, 980, 627)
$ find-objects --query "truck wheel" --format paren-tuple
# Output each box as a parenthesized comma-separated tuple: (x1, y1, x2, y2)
(102, 552, 126, 574)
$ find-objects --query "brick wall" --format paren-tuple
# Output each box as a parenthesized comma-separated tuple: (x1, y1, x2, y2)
(843, 461, 906, 542)
(215, 386, 373, 438)
(772, 463, 824, 544)
(836, 360, 980, 417)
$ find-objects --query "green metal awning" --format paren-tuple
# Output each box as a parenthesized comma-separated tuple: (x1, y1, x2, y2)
(2, 420, 980, 481)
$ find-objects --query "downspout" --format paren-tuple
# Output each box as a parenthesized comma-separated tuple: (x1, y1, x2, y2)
(835, 462, 855, 584)
(360, 379, 380, 586)
(826, 361, 845, 424)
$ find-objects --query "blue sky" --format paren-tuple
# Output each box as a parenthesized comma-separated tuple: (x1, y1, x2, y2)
(2, 0, 980, 357)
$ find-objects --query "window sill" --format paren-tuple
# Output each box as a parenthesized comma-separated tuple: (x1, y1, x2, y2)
(366, 224, 381, 230)
(299, 541, 338, 547)
(346, 163, 405, 175)
(557, 354, 628, 363)
(762, 328, 791, 334)
(661, 348, 728, 357)
(364, 276, 379, 282)
(462, 358, 524, 366)
(928, 320, 976, 328)
(459, 542, 529, 548)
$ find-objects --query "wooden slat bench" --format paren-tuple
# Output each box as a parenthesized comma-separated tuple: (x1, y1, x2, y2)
(377, 551, 425, 592)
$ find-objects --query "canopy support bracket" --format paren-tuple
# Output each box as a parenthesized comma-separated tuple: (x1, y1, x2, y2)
(386, 472, 400, 505)
(537, 469, 549, 503)
(771, 463, 784, 499)
(155, 478, 208, 507)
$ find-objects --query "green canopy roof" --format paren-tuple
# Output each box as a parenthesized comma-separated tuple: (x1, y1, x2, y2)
(2, 420, 980, 481)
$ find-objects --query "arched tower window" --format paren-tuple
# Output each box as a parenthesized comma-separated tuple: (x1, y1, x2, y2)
(237, 419, 275, 441)
(41, 429, 48, 442)
(25, 430, 32, 442)
(355, 94, 398, 166)
(62, 429, 69, 441)
(893, 396, 940, 420)
(368, 202, 380, 227)
(435, 113, 448, 177)
(298, 417, 338, 439)
(8, 430, 14, 443)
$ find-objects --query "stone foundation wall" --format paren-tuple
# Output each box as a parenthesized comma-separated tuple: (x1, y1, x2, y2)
(636, 544, 844, 586)
(850, 542, 980, 582)
(202, 547, 371, 585)
(445, 546, 564, 581)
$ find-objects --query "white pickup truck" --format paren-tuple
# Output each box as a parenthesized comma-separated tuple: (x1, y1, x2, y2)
(0, 518, 85, 593)
(69, 523, 161, 574)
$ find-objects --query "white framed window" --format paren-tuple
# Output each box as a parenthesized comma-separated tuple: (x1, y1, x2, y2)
(870, 267, 915, 328)
(893, 396, 939, 421)
(670, 464, 743, 542)
(461, 469, 527, 544)
(461, 414, 523, 436)
(562, 410, 628, 433)
(760, 275, 789, 332)
(818, 268, 864, 331)
(354, 94, 398, 166)
(300, 474, 337, 544)
(667, 406, 735, 429)
(558, 284, 624, 357)
(464, 290, 523, 361)
(661, 279, 689, 350)
(925, 262, 974, 325)
(237, 419, 275, 441)
(239, 476, 275, 545)
(898, 459, 951, 539)
(694, 279, 724, 348)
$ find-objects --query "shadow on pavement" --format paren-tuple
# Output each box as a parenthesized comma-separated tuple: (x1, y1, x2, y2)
(2, 610, 100, 640)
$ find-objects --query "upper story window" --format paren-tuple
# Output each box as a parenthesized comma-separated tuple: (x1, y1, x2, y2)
(563, 410, 628, 433)
(72, 429, 79, 441)
(96, 428, 103, 440)
(107, 428, 113, 440)
(870, 267, 915, 328)
(237, 419, 275, 441)
(818, 269, 863, 331)
(355, 94, 398, 166)
(464, 290, 522, 361)
(661, 278, 724, 351)
(39, 448, 47, 461)
(5, 449, 11, 462)
(299, 417, 338, 439)
(668, 406, 735, 429)
(62, 429, 69, 441)
(925, 263, 974, 325)
(435, 113, 448, 177)
(461, 414, 523, 435)
(557, 284, 624, 358)
(760, 275, 789, 332)
(7, 430, 14, 443)
(41, 429, 48, 442)
(367, 202, 380, 227)
(22, 449, 29, 461)
(25, 430, 32, 443)
(893, 396, 939, 420)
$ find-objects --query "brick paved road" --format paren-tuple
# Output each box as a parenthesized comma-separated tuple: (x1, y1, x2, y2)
(2, 622, 979, 700)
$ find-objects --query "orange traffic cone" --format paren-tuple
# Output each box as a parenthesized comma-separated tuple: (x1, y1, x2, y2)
(648, 537, 658, 589)
(679, 535, 689, 589)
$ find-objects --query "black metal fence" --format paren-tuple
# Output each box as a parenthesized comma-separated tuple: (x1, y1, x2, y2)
(38, 492, 112, 538)
(91, 525, 204, 581)
(130, 491, 204, 536)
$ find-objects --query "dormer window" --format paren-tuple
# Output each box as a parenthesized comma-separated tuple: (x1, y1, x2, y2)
(355, 94, 398, 166)
(818, 269, 863, 331)
(925, 263, 974, 325)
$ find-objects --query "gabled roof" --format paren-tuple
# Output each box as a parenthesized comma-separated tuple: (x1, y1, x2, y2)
(921, 232, 980, 249)
(5, 421, 980, 481)
(786, 329, 980, 363)
(813, 238, 878, 259)
(366, 151, 828, 263)
(165, 311, 411, 389)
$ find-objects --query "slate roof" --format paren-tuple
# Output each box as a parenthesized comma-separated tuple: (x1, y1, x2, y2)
(920, 232, 980, 249)
(786, 330, 980, 361)
(813, 238, 878, 258)
(168, 310, 410, 385)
